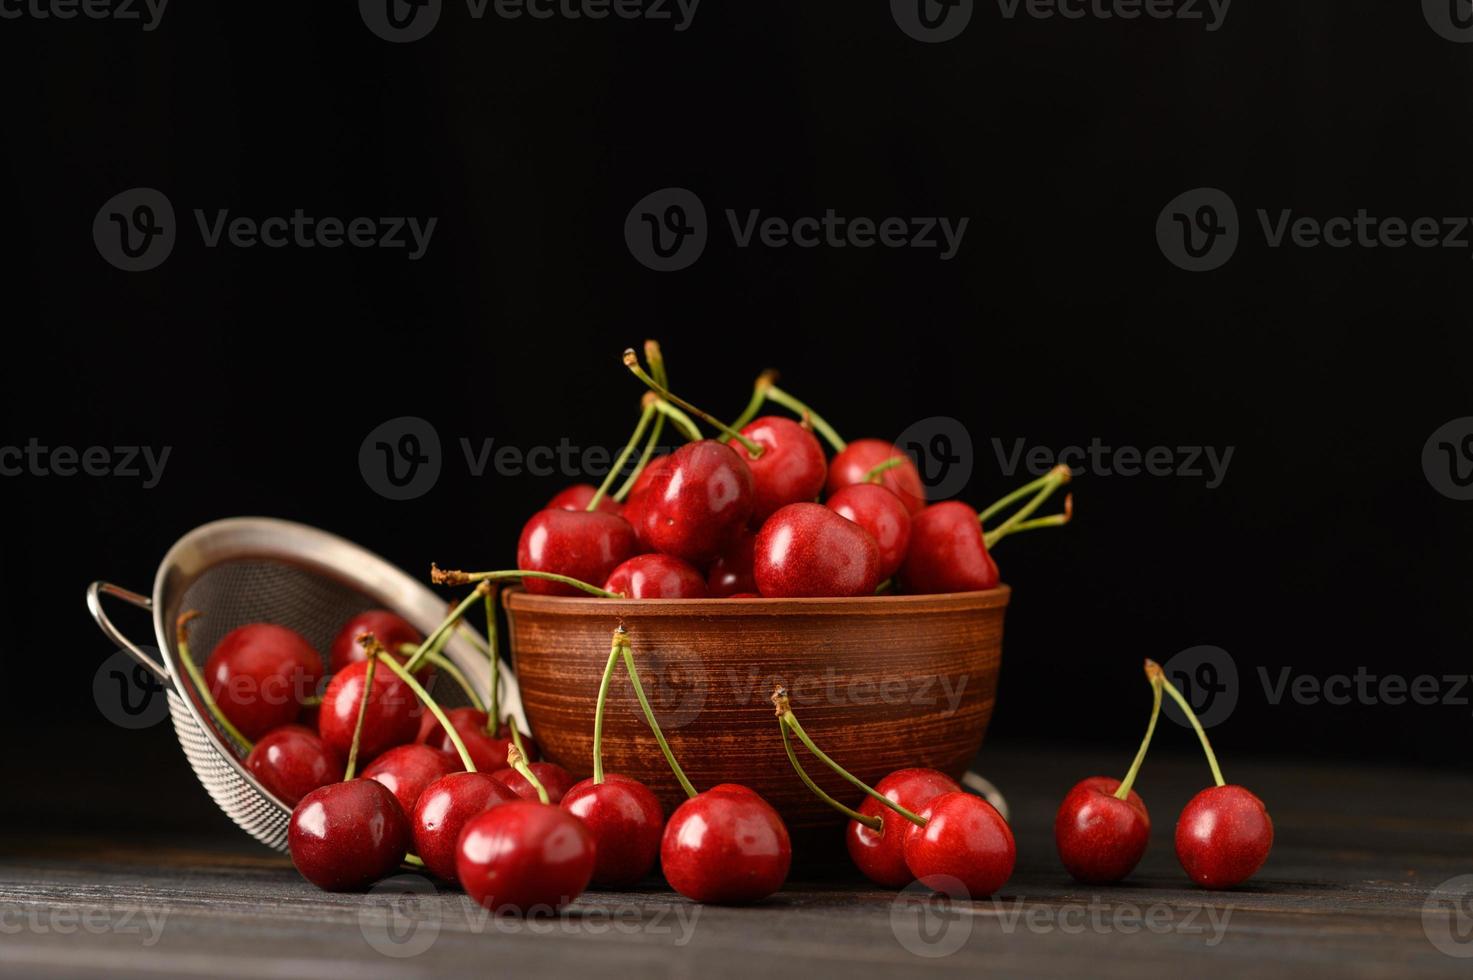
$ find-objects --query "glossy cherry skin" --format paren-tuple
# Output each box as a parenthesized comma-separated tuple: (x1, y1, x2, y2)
(706, 528, 757, 597)
(412, 771, 520, 880)
(642, 440, 755, 564)
(1175, 785, 1273, 889)
(660, 784, 791, 904)
(547, 483, 624, 516)
(1055, 776, 1150, 884)
(903, 791, 1016, 898)
(244, 725, 343, 806)
(361, 743, 462, 817)
(899, 501, 1000, 595)
(288, 779, 409, 891)
(418, 707, 517, 773)
(457, 801, 597, 913)
(603, 553, 709, 598)
(728, 416, 827, 526)
(826, 439, 927, 515)
(203, 623, 322, 741)
(493, 762, 576, 804)
(846, 768, 960, 888)
(626, 454, 672, 503)
(561, 775, 665, 887)
(328, 610, 421, 674)
(317, 659, 420, 761)
(827, 483, 912, 581)
(753, 503, 882, 598)
(517, 509, 636, 597)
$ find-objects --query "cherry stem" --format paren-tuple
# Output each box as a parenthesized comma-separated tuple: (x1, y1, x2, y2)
(770, 688, 925, 827)
(731, 369, 778, 430)
(591, 628, 625, 785)
(589, 400, 657, 511)
(982, 466, 1072, 549)
(615, 407, 668, 502)
(403, 582, 491, 674)
(862, 457, 905, 483)
(506, 720, 528, 757)
(507, 743, 549, 804)
(623, 348, 763, 456)
(175, 611, 255, 753)
(483, 585, 501, 733)
(371, 639, 477, 773)
(761, 384, 846, 453)
(619, 631, 697, 799)
(1149, 657, 1227, 787)
(778, 720, 881, 830)
(644, 339, 668, 389)
(1005, 498, 1073, 535)
(874, 578, 894, 595)
(343, 645, 378, 781)
(978, 465, 1069, 524)
(430, 566, 620, 600)
(417, 649, 486, 713)
(1115, 665, 1165, 800)
(652, 399, 702, 441)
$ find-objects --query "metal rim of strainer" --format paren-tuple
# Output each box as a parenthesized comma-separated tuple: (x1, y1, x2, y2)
(86, 516, 525, 851)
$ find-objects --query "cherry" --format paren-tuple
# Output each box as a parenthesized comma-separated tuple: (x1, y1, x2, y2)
(244, 725, 343, 806)
(729, 416, 827, 525)
(1176, 785, 1274, 889)
(457, 801, 597, 913)
(603, 553, 709, 599)
(625, 453, 671, 503)
(1056, 777, 1150, 884)
(418, 707, 533, 772)
(318, 659, 420, 762)
(411, 771, 519, 881)
(726, 592, 761, 599)
(203, 623, 322, 741)
(899, 501, 999, 595)
(288, 778, 409, 891)
(361, 743, 461, 817)
(826, 483, 912, 581)
(493, 762, 575, 804)
(562, 775, 664, 887)
(516, 509, 637, 597)
(661, 785, 791, 904)
(903, 791, 1016, 898)
(547, 483, 623, 516)
(329, 610, 420, 674)
(753, 502, 881, 598)
(846, 768, 960, 888)
(826, 439, 927, 514)
(706, 528, 757, 597)
(639, 440, 755, 564)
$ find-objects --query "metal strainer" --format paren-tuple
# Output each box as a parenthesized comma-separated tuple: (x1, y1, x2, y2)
(86, 517, 523, 852)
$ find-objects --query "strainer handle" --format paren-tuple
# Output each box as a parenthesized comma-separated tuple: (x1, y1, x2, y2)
(87, 581, 169, 681)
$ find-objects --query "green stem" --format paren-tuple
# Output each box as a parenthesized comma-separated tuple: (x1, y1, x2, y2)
(403, 585, 489, 674)
(592, 630, 625, 784)
(762, 384, 846, 453)
(403, 854, 425, 868)
(1151, 658, 1226, 787)
(343, 653, 377, 781)
(862, 457, 905, 483)
(977, 468, 1062, 525)
(484, 586, 500, 733)
(508, 744, 549, 804)
(175, 612, 255, 752)
(1005, 509, 1072, 535)
(615, 414, 667, 502)
(376, 652, 477, 773)
(982, 467, 1071, 549)
(589, 401, 657, 511)
(619, 634, 697, 799)
(731, 370, 778, 430)
(644, 339, 668, 389)
(506, 720, 528, 757)
(652, 399, 702, 441)
(779, 721, 880, 829)
(1115, 668, 1165, 799)
(623, 349, 761, 455)
(430, 567, 620, 600)
(420, 651, 485, 713)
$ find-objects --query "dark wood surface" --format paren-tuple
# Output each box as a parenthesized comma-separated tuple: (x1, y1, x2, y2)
(1, 745, 1469, 979)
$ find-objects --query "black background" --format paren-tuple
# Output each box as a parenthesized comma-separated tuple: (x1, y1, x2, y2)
(2, 2, 1470, 832)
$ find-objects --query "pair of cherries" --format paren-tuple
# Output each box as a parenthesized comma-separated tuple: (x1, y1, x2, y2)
(1054, 660, 1274, 889)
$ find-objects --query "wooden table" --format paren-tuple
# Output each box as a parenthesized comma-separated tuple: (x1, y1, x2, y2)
(1, 745, 1468, 979)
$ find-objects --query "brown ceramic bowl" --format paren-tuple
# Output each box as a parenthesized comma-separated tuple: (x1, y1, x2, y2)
(504, 586, 1009, 831)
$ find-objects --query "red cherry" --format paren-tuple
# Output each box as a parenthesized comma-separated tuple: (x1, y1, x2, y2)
(753, 502, 882, 598)
(725, 592, 761, 599)
(361, 743, 461, 817)
(516, 509, 636, 597)
(660, 786, 791, 904)
(626, 454, 672, 503)
(899, 501, 1000, 594)
(457, 801, 596, 913)
(203, 623, 322, 741)
(492, 762, 576, 804)
(418, 707, 517, 772)
(903, 791, 1016, 898)
(328, 610, 420, 674)
(826, 483, 912, 581)
(411, 771, 519, 880)
(317, 660, 420, 761)
(642, 440, 755, 564)
(826, 439, 926, 514)
(561, 775, 665, 887)
(547, 483, 624, 516)
(288, 779, 409, 891)
(603, 553, 708, 598)
(1175, 785, 1273, 888)
(846, 768, 959, 888)
(706, 528, 757, 597)
(727, 416, 827, 525)
(1055, 776, 1151, 884)
(244, 725, 343, 806)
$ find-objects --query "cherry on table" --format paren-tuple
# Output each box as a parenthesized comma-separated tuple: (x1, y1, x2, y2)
(517, 509, 636, 597)
(329, 610, 420, 674)
(203, 623, 322, 741)
(903, 791, 1016, 898)
(660, 784, 791, 904)
(1055, 776, 1151, 884)
(753, 502, 881, 598)
(603, 553, 709, 598)
(899, 501, 999, 595)
(826, 483, 912, 581)
(547, 483, 624, 516)
(288, 778, 409, 891)
(826, 439, 927, 514)
(1175, 784, 1273, 889)
(493, 762, 576, 804)
(728, 415, 827, 526)
(244, 725, 343, 806)
(457, 800, 597, 913)
(561, 774, 665, 887)
(846, 768, 959, 888)
(361, 743, 461, 817)
(411, 771, 519, 881)
(317, 659, 420, 761)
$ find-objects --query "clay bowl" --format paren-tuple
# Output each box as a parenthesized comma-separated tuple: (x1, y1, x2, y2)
(504, 586, 1009, 833)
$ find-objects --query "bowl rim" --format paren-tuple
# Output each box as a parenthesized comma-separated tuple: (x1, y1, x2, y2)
(503, 583, 1011, 616)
